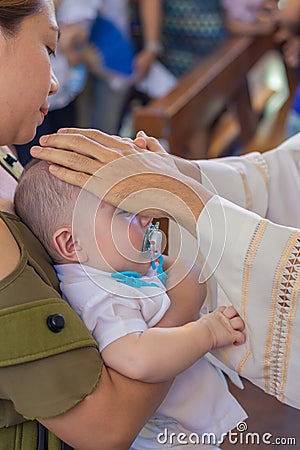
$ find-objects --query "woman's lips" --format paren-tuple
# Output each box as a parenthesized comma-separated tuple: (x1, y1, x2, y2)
(40, 107, 49, 117)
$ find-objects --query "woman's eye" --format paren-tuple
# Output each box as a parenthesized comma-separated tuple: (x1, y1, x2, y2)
(47, 46, 56, 58)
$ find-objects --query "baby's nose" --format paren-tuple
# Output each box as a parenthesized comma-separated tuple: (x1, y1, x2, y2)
(139, 215, 153, 228)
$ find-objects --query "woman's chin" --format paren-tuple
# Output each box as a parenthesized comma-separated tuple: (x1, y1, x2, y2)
(14, 130, 37, 145)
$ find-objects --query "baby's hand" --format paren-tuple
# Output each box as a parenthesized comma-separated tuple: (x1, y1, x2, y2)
(201, 305, 245, 350)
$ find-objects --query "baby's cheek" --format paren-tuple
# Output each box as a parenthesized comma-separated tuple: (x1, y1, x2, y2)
(128, 226, 144, 252)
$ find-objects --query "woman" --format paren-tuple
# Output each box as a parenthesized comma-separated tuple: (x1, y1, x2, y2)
(0, 2, 175, 449)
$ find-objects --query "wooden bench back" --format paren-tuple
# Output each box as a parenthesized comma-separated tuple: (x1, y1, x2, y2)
(134, 34, 293, 159)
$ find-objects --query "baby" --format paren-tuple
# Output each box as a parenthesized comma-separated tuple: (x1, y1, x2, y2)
(15, 160, 247, 449)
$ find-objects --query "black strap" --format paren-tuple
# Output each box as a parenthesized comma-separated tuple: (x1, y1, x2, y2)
(61, 443, 74, 450)
(38, 423, 48, 450)
(37, 423, 74, 450)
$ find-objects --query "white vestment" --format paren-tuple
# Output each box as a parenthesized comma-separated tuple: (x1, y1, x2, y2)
(191, 133, 300, 409)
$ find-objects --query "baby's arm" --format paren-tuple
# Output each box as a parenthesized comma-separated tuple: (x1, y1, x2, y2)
(157, 256, 206, 327)
(101, 305, 245, 383)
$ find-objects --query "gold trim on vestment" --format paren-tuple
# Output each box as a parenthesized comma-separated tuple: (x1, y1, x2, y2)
(237, 219, 268, 374)
(264, 231, 300, 399)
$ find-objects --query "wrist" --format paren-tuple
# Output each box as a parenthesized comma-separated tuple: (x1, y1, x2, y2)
(173, 157, 202, 183)
(144, 41, 163, 56)
(197, 316, 216, 351)
(170, 175, 212, 236)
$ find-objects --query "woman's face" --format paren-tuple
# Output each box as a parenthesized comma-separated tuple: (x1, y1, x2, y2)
(0, 0, 59, 146)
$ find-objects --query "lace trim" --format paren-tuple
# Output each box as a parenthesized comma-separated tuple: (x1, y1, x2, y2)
(237, 219, 268, 374)
(223, 162, 253, 211)
(264, 231, 300, 401)
(244, 152, 269, 191)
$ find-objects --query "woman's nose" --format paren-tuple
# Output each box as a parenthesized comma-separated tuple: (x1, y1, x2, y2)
(139, 215, 153, 228)
(49, 68, 59, 97)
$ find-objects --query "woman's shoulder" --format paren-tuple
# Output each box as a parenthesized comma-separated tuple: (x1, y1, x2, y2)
(0, 217, 20, 281)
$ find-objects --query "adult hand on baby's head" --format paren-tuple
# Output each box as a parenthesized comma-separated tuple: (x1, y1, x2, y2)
(201, 305, 246, 351)
(30, 128, 208, 227)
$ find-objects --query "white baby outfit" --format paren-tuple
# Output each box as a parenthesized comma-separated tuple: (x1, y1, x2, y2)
(55, 263, 246, 449)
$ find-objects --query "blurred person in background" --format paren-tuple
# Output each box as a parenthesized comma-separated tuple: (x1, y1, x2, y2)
(160, 0, 228, 78)
(223, 0, 279, 36)
(78, 0, 164, 135)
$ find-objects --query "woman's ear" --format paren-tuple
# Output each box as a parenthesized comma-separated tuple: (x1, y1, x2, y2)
(53, 228, 87, 263)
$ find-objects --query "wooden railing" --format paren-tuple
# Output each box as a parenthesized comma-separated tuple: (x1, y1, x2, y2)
(134, 34, 296, 159)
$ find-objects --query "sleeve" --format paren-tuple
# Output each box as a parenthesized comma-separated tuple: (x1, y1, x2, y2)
(262, 133, 300, 228)
(196, 151, 269, 217)
(0, 299, 102, 422)
(81, 294, 148, 352)
(196, 133, 300, 229)
(169, 151, 269, 266)
(196, 195, 300, 410)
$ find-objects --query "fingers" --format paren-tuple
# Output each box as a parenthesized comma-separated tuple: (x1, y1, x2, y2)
(56, 127, 140, 153)
(30, 145, 103, 175)
(214, 305, 245, 346)
(229, 316, 245, 332)
(47, 164, 91, 189)
(46, 164, 122, 203)
(233, 329, 246, 346)
(36, 132, 121, 162)
(136, 131, 167, 154)
(221, 306, 245, 345)
(222, 306, 245, 331)
(222, 305, 239, 320)
(133, 136, 147, 149)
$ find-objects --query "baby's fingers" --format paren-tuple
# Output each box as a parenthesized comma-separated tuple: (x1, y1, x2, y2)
(222, 305, 240, 320)
(233, 330, 246, 346)
(229, 316, 245, 332)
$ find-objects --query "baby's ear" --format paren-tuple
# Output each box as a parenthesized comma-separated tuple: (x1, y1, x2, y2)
(53, 228, 87, 263)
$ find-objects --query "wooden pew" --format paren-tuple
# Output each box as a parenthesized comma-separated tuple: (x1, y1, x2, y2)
(134, 34, 295, 160)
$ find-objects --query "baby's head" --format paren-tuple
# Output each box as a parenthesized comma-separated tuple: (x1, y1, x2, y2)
(14, 160, 80, 263)
(14, 160, 154, 273)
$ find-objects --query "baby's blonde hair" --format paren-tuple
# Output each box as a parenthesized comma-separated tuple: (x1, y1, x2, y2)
(14, 160, 80, 262)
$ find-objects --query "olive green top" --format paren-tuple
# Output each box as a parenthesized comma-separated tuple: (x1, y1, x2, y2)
(0, 211, 103, 446)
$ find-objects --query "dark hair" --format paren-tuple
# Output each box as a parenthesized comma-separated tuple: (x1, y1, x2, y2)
(0, 0, 42, 36)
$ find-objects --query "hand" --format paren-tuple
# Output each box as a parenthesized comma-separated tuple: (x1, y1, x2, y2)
(30, 128, 210, 232)
(200, 306, 245, 350)
(134, 131, 202, 182)
(133, 49, 156, 82)
(81, 44, 106, 78)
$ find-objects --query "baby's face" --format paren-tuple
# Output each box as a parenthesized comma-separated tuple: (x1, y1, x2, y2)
(78, 200, 153, 274)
